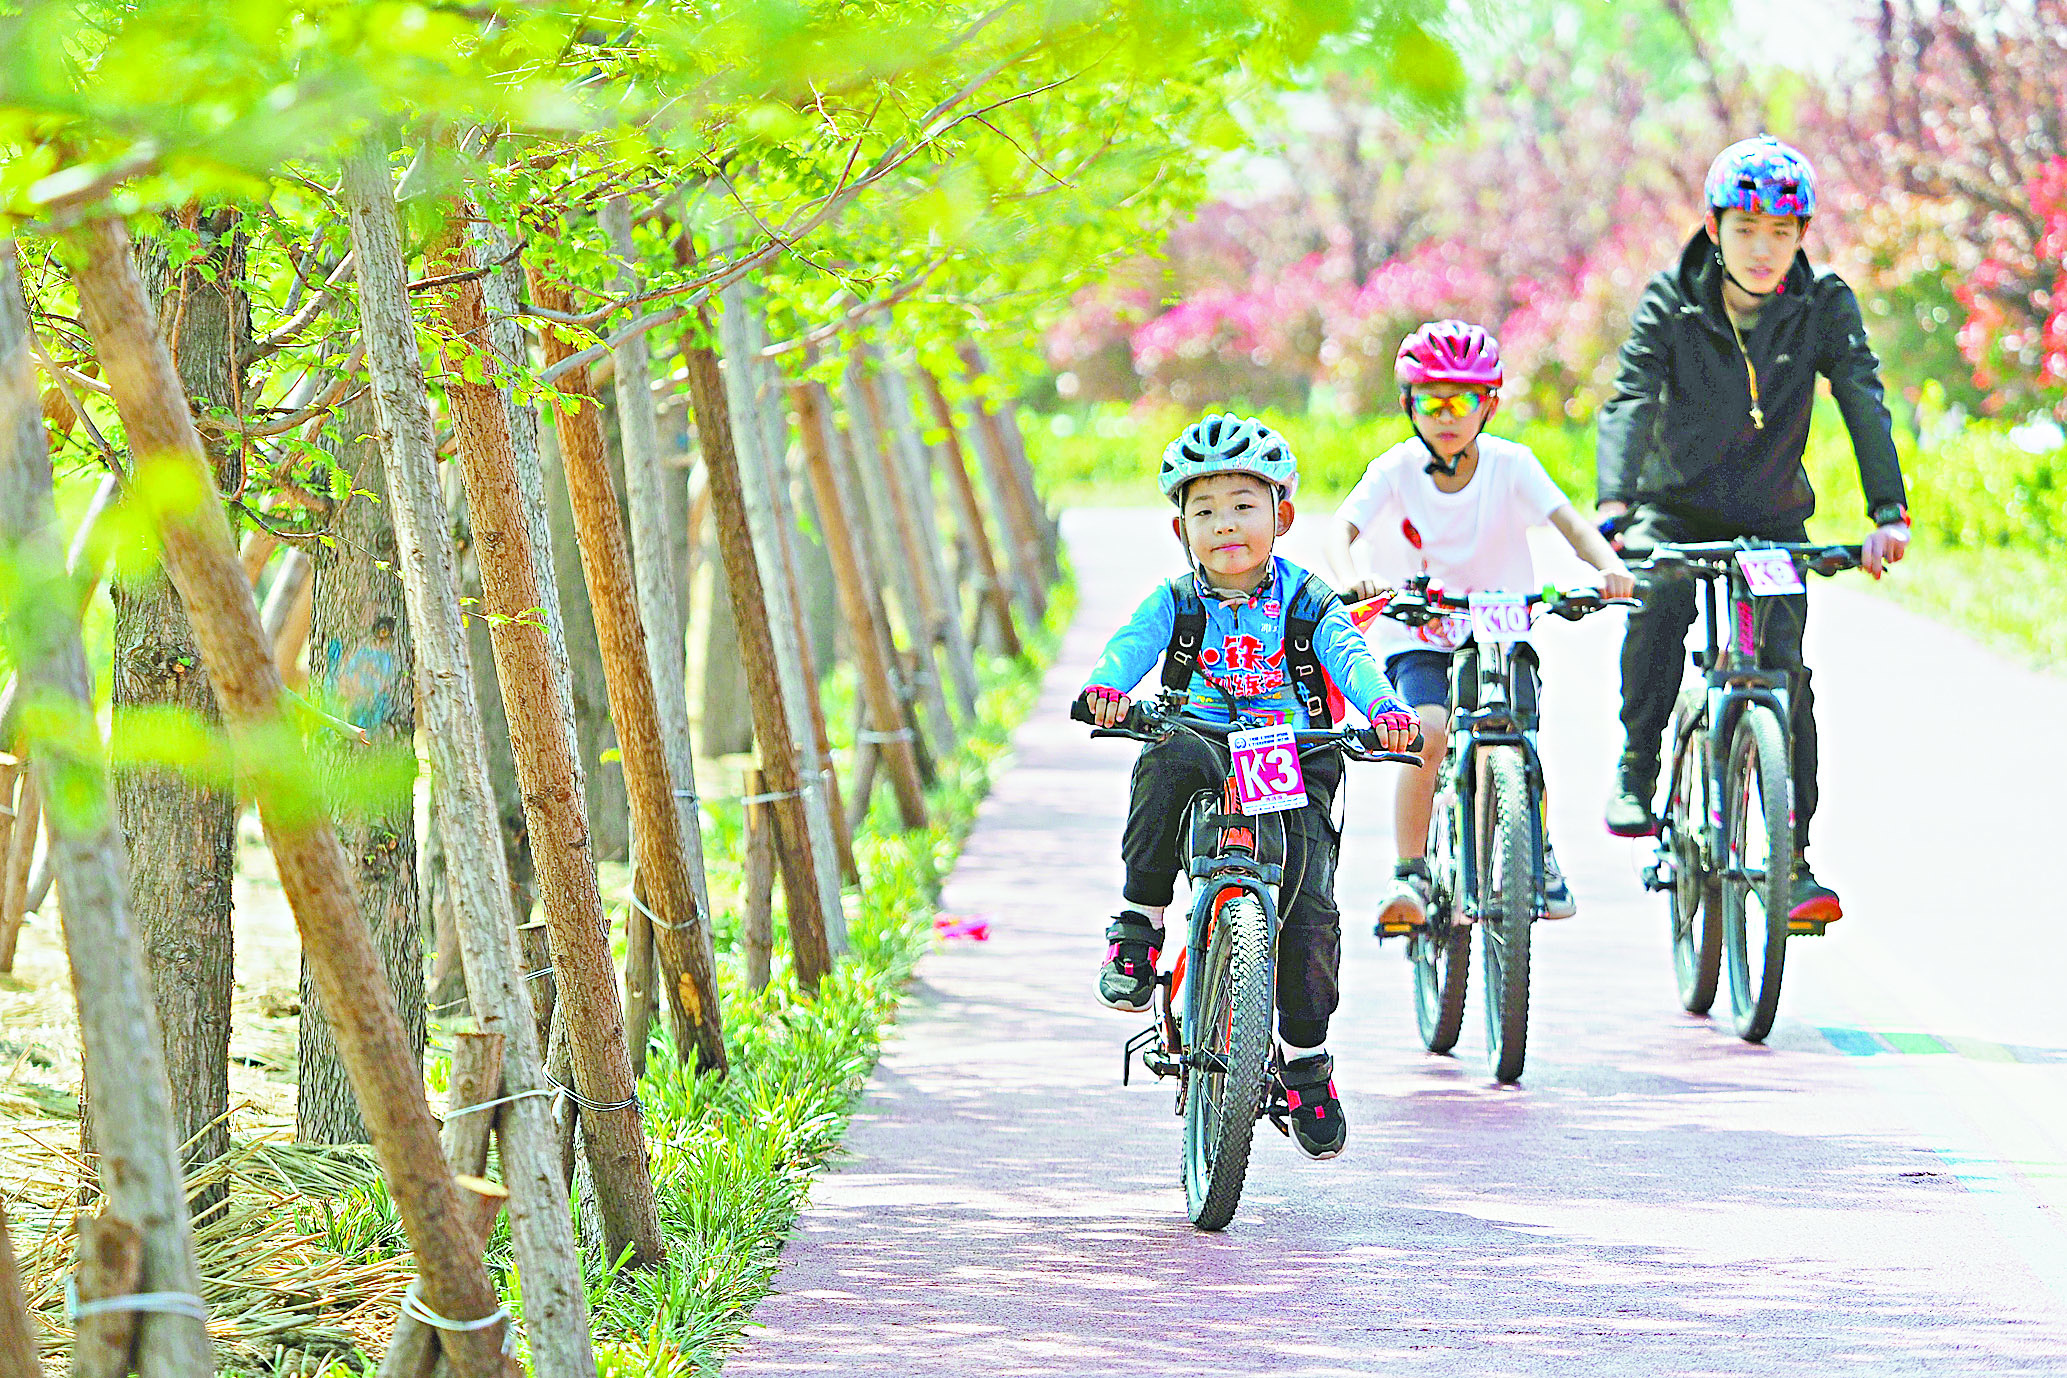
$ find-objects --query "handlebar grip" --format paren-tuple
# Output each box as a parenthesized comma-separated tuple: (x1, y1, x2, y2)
(1069, 697, 1096, 725)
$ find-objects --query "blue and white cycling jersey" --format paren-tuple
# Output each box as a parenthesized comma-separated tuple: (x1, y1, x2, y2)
(1084, 556, 1403, 728)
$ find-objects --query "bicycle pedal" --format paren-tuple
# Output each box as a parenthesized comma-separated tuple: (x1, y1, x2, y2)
(1374, 920, 1419, 940)
(1786, 918, 1831, 937)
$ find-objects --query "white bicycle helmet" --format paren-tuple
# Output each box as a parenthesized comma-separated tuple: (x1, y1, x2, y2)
(1158, 413, 1299, 505)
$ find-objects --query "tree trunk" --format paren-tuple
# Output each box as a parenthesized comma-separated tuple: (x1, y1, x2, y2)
(435, 220, 665, 1268)
(106, 213, 244, 1214)
(955, 348, 1048, 621)
(4, 239, 215, 1378)
(299, 389, 422, 1145)
(526, 267, 727, 1073)
(695, 539, 755, 756)
(878, 365, 983, 718)
(340, 151, 593, 1378)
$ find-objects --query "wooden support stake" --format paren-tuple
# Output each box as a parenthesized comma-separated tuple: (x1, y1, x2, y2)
(622, 881, 656, 1081)
(339, 152, 590, 1378)
(0, 1197, 36, 1378)
(2, 245, 214, 1378)
(918, 368, 1022, 659)
(793, 384, 927, 830)
(675, 314, 833, 992)
(955, 345, 1048, 622)
(601, 197, 721, 981)
(378, 1176, 511, 1378)
(720, 300, 848, 943)
(71, 1212, 144, 1378)
(0, 766, 36, 972)
(527, 269, 727, 1066)
(434, 221, 665, 1269)
(438, 1030, 506, 1178)
(742, 768, 775, 991)
(879, 366, 983, 716)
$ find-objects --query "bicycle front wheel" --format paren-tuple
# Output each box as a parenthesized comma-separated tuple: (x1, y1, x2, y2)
(1477, 747, 1534, 1084)
(1721, 704, 1793, 1043)
(1665, 691, 1722, 1014)
(1413, 778, 1470, 1053)
(1182, 888, 1272, 1231)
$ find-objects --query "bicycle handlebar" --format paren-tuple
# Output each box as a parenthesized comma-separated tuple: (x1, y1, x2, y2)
(1349, 583, 1640, 629)
(1633, 540, 1864, 580)
(1069, 696, 1421, 766)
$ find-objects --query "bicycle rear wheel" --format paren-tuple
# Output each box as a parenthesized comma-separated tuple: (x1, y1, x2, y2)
(1412, 778, 1470, 1052)
(1477, 747, 1533, 1084)
(1721, 705, 1793, 1043)
(1665, 693, 1722, 1014)
(1182, 888, 1272, 1231)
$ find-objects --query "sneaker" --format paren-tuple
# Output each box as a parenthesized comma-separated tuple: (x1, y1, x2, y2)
(1375, 865, 1431, 935)
(1788, 864, 1842, 926)
(1097, 913, 1163, 1013)
(1542, 845, 1576, 920)
(1276, 1053, 1347, 1160)
(1604, 751, 1659, 838)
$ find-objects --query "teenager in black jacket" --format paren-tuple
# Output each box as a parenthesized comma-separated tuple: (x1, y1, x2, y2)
(1594, 136, 1912, 923)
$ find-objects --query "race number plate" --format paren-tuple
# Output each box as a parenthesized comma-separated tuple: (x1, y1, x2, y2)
(1229, 724, 1305, 816)
(1468, 592, 1531, 644)
(1735, 548, 1805, 596)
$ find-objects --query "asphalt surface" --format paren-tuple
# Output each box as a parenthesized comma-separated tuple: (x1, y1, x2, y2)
(730, 507, 2067, 1377)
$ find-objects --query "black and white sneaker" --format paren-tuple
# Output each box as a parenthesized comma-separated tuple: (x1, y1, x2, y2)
(1276, 1053, 1348, 1160)
(1097, 913, 1163, 1013)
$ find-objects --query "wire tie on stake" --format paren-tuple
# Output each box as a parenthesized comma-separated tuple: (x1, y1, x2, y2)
(621, 887, 690, 934)
(442, 1087, 554, 1121)
(521, 966, 554, 984)
(64, 1280, 209, 1324)
(857, 728, 913, 744)
(547, 1074, 640, 1114)
(739, 787, 800, 807)
(399, 1281, 516, 1355)
(672, 787, 698, 803)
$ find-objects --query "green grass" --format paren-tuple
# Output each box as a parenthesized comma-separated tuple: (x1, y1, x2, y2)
(1027, 401, 2064, 671)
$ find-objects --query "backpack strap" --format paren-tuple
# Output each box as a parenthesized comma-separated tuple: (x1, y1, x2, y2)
(1160, 576, 1207, 695)
(1284, 571, 1342, 729)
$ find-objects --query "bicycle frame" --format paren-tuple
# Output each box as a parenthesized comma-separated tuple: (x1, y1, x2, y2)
(1441, 641, 1551, 925)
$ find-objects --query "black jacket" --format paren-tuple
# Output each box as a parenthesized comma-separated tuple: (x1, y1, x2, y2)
(1595, 231, 1907, 530)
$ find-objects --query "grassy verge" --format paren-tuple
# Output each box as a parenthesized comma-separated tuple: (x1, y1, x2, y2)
(1027, 401, 2063, 671)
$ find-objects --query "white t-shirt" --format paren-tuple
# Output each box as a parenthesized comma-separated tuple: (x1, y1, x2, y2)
(1336, 435, 1571, 656)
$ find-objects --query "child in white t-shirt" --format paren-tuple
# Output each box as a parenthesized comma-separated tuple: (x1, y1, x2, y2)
(1323, 320, 1633, 927)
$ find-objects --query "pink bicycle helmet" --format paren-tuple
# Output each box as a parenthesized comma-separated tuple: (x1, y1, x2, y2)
(1395, 319, 1503, 390)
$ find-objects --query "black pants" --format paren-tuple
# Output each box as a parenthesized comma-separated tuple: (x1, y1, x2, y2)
(1121, 733, 1343, 1048)
(1617, 505, 1818, 848)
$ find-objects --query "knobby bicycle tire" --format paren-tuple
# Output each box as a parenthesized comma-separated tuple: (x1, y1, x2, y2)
(1413, 778, 1471, 1053)
(1722, 705, 1793, 1043)
(1183, 889, 1272, 1231)
(1666, 690, 1723, 1014)
(1478, 747, 1533, 1084)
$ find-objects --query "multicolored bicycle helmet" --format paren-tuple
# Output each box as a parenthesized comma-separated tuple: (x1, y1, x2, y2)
(1395, 319, 1503, 389)
(1158, 413, 1299, 505)
(1704, 135, 1817, 220)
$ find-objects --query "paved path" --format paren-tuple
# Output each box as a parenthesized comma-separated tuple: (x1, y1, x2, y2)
(731, 508, 2067, 1377)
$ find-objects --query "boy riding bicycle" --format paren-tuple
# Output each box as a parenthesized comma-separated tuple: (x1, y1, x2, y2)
(1596, 135, 1912, 923)
(1324, 320, 1635, 931)
(1078, 414, 1416, 1160)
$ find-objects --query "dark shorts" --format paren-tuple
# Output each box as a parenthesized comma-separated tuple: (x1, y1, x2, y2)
(1384, 650, 1453, 710)
(1384, 646, 1542, 723)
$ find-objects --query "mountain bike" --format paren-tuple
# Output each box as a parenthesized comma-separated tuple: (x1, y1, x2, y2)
(1072, 688, 1410, 1230)
(1633, 540, 1862, 1042)
(1353, 578, 1636, 1083)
